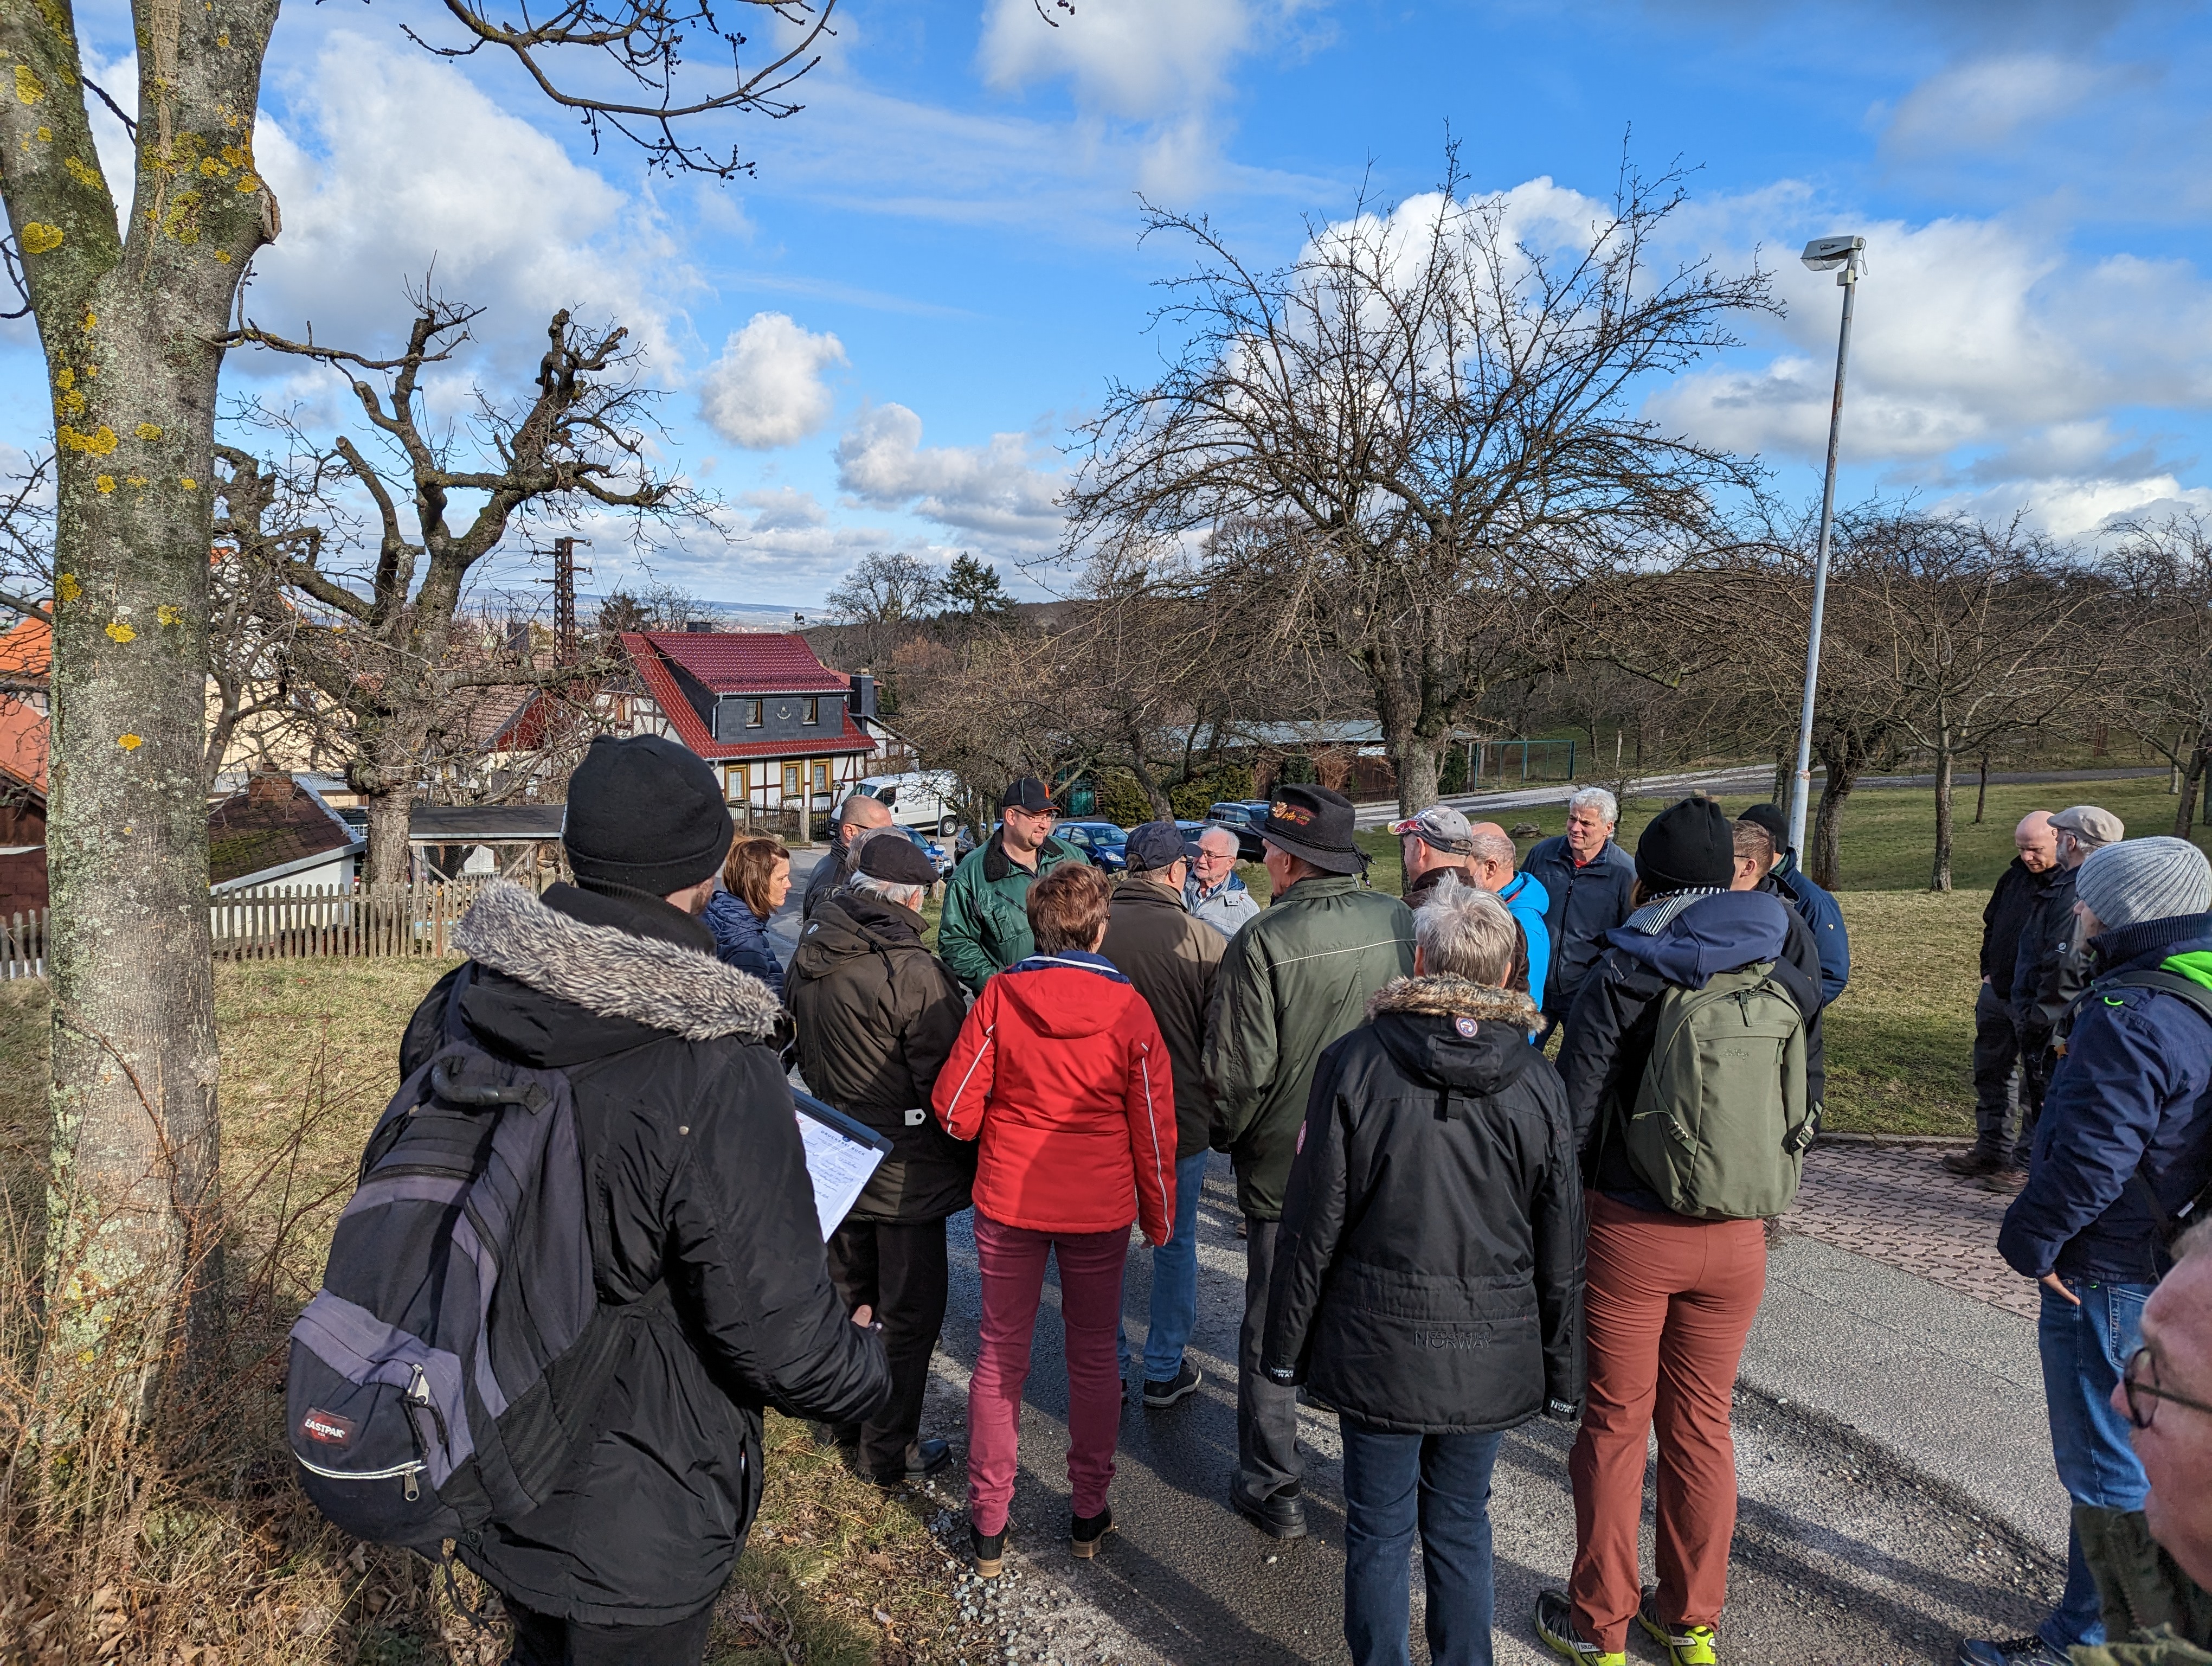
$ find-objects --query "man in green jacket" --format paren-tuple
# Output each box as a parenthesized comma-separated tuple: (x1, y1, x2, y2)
(936, 776, 1088, 994)
(1203, 783, 1414, 1542)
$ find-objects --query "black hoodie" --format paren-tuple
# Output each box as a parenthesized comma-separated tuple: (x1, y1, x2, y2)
(401, 881, 889, 1625)
(1261, 976, 1585, 1432)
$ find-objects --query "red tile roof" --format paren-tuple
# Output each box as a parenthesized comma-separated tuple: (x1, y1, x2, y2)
(634, 630, 853, 695)
(622, 635, 875, 762)
(0, 614, 49, 681)
(0, 697, 46, 797)
(207, 777, 360, 887)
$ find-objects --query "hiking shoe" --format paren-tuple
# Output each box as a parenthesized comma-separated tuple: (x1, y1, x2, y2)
(969, 1523, 1006, 1579)
(1143, 1363, 1203, 1409)
(1636, 1590, 1717, 1666)
(869, 1437, 951, 1487)
(1229, 1477, 1308, 1540)
(1534, 1590, 1624, 1666)
(1071, 1504, 1113, 1560)
(1979, 1168, 2028, 1195)
(1955, 1637, 2070, 1666)
(1941, 1144, 2003, 1177)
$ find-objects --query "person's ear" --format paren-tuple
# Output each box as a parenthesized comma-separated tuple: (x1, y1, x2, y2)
(1413, 944, 1428, 977)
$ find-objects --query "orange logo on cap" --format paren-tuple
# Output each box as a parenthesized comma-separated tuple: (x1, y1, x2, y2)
(1270, 801, 1314, 826)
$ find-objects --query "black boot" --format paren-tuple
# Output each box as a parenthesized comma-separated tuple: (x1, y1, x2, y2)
(1942, 1139, 2003, 1177)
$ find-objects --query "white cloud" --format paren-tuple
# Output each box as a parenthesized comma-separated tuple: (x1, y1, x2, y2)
(739, 485, 831, 530)
(835, 402, 1065, 549)
(696, 313, 847, 449)
(1884, 53, 2124, 152)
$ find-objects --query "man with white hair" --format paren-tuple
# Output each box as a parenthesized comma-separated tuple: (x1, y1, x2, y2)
(788, 835, 974, 1488)
(1520, 787, 1637, 1037)
(1186, 823, 1261, 938)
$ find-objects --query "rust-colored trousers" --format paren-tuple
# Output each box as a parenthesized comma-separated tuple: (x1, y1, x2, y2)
(1567, 1193, 1767, 1653)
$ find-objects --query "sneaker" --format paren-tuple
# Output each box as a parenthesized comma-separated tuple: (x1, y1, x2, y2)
(1636, 1590, 1717, 1666)
(1940, 1144, 2003, 1177)
(969, 1522, 1006, 1579)
(1229, 1476, 1308, 1541)
(1534, 1591, 1625, 1666)
(868, 1437, 951, 1487)
(1143, 1363, 1203, 1409)
(1956, 1638, 2070, 1666)
(1071, 1504, 1113, 1560)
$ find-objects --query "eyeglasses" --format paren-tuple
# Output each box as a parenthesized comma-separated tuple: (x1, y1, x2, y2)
(2123, 1347, 2212, 1430)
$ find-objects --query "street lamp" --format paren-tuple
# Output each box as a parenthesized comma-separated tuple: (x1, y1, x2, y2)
(1784, 233, 1867, 863)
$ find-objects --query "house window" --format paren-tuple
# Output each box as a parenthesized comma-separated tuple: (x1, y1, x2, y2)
(724, 763, 748, 798)
(782, 762, 802, 798)
(802, 698, 820, 726)
(745, 700, 763, 729)
(811, 762, 829, 793)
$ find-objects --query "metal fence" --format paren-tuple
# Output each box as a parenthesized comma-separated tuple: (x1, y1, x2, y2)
(4, 882, 515, 982)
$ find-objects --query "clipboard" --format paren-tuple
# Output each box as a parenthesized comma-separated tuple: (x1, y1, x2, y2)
(791, 1089, 895, 1240)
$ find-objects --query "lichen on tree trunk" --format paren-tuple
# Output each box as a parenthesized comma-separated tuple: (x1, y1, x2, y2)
(0, 0, 281, 1401)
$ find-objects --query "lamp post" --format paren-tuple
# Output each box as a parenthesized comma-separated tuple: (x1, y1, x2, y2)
(1785, 234, 1867, 863)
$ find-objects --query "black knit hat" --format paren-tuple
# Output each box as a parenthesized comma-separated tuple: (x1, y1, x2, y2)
(1738, 802, 1790, 851)
(856, 834, 940, 888)
(563, 735, 734, 895)
(1636, 795, 1735, 893)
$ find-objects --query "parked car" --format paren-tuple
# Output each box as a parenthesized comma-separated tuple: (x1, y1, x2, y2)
(1204, 800, 1272, 863)
(896, 824, 955, 882)
(1053, 821, 1129, 873)
(843, 770, 963, 835)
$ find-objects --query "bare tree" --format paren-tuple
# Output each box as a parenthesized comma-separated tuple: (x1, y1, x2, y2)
(2109, 511, 2212, 836)
(822, 550, 943, 676)
(232, 295, 691, 884)
(1065, 149, 1776, 813)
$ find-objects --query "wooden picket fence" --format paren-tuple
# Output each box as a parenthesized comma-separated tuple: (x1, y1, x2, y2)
(1, 882, 523, 981)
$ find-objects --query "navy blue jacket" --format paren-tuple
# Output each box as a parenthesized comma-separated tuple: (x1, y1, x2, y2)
(2011, 863, 2085, 1042)
(1998, 916, 2212, 1284)
(705, 888, 785, 1001)
(1521, 834, 1638, 1020)
(1763, 853, 1849, 1005)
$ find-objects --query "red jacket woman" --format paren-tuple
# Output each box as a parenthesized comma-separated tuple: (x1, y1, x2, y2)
(930, 861, 1176, 1577)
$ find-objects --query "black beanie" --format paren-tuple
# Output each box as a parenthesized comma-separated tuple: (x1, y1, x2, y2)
(1636, 795, 1735, 894)
(563, 735, 734, 895)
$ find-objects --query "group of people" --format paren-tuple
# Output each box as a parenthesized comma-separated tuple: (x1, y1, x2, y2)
(384, 733, 2212, 1666)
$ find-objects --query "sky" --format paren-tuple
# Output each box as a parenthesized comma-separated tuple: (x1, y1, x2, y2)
(7, 0, 2212, 611)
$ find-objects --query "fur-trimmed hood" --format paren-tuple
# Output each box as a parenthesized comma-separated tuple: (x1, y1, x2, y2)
(454, 880, 783, 1043)
(1369, 973, 1540, 1031)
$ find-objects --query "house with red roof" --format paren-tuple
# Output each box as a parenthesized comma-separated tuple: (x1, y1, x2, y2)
(0, 614, 51, 915)
(616, 630, 884, 826)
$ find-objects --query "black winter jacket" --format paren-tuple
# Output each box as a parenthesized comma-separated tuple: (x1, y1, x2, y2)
(404, 881, 889, 1625)
(2014, 863, 2087, 1042)
(1261, 976, 1585, 1432)
(788, 892, 975, 1222)
(1560, 888, 1825, 1214)
(1982, 857, 2041, 1001)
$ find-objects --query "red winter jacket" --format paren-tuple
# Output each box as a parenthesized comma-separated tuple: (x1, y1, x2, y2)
(931, 952, 1177, 1242)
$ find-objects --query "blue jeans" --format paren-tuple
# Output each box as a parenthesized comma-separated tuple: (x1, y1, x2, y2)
(2037, 1277, 2152, 1650)
(1340, 1422, 1503, 1666)
(1119, 1151, 1207, 1382)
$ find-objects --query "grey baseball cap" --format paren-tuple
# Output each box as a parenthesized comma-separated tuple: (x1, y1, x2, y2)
(1388, 804, 1473, 855)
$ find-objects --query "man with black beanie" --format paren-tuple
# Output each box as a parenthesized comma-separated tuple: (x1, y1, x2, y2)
(1538, 796, 1823, 1666)
(409, 735, 890, 1666)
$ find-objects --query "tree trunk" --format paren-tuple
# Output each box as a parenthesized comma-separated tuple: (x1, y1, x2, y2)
(1809, 738, 1860, 891)
(1392, 740, 1442, 816)
(364, 789, 414, 888)
(1770, 751, 1789, 806)
(2179, 742, 2210, 840)
(1974, 749, 1990, 825)
(2, 0, 281, 1415)
(1930, 736, 1956, 893)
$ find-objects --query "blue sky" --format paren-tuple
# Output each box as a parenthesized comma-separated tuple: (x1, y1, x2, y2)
(9, 0, 2211, 609)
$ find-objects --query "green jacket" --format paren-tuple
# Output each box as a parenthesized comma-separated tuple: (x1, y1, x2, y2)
(936, 830, 1088, 994)
(2073, 1631, 2212, 1665)
(2074, 1504, 2212, 1665)
(1203, 873, 1416, 1220)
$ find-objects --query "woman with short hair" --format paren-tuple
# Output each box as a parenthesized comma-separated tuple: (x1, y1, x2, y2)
(932, 862, 1179, 1575)
(705, 834, 789, 998)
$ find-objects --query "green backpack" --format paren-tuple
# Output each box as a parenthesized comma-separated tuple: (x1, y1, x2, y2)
(1623, 962, 1816, 1220)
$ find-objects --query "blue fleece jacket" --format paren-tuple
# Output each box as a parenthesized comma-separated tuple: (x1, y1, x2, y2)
(1998, 914, 2212, 1284)
(1766, 853, 1850, 1005)
(1499, 872, 1551, 1011)
(704, 888, 785, 999)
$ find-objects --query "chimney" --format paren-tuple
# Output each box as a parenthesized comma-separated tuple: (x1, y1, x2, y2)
(247, 771, 293, 806)
(848, 672, 877, 721)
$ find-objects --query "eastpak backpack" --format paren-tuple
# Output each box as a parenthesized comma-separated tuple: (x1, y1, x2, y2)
(1622, 961, 1817, 1221)
(284, 969, 634, 1552)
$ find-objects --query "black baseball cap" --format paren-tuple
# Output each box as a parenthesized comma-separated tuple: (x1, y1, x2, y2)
(1000, 776, 1055, 813)
(856, 835, 940, 888)
(1126, 821, 1198, 873)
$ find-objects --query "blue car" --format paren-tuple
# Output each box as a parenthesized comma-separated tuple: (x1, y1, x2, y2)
(1054, 820, 1129, 873)
(896, 824, 955, 881)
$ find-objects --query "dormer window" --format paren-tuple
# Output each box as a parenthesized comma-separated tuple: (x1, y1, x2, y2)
(745, 700, 763, 728)
(802, 698, 820, 726)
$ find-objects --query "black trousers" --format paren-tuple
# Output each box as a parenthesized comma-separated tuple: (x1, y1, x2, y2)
(1971, 981, 2021, 1150)
(1238, 1215, 1302, 1498)
(506, 1595, 717, 1666)
(826, 1215, 951, 1478)
(2014, 1034, 2053, 1168)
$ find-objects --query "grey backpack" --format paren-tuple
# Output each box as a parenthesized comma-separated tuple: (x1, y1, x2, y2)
(1623, 962, 1816, 1220)
(284, 969, 634, 1551)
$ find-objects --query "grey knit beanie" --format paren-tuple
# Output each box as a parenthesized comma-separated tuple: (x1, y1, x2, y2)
(2075, 838, 2212, 932)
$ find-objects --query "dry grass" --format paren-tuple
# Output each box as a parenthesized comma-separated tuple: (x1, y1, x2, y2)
(1821, 891, 1983, 1137)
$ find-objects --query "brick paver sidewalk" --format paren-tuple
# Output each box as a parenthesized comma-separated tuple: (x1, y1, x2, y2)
(1787, 1141, 2038, 1319)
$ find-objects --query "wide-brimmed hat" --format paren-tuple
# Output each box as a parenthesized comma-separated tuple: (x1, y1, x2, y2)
(1262, 785, 1365, 875)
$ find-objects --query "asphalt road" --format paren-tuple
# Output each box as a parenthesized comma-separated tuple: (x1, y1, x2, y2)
(896, 1157, 2058, 1666)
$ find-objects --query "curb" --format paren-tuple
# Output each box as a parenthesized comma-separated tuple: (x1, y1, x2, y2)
(1815, 1131, 1972, 1148)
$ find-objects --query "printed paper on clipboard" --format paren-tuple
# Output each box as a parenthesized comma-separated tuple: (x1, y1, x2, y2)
(792, 1089, 893, 1240)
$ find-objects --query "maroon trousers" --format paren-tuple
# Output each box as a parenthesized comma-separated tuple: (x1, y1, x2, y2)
(1567, 1193, 1767, 1653)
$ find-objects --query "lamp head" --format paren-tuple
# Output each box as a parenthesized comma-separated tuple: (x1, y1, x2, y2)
(1802, 234, 1867, 284)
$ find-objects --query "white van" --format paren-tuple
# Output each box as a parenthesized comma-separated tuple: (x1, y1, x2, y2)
(844, 771, 963, 835)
